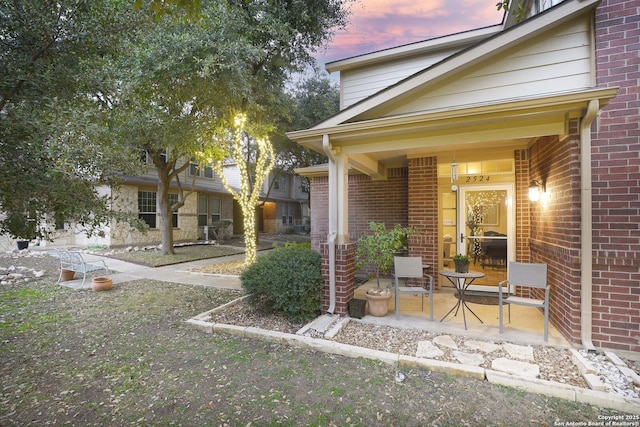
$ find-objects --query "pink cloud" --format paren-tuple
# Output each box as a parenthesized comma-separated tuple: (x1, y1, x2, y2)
(318, 0, 504, 65)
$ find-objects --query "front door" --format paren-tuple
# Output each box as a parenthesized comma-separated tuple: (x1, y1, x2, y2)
(457, 184, 513, 290)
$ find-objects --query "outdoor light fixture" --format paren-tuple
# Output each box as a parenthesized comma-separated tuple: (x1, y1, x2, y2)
(529, 180, 544, 202)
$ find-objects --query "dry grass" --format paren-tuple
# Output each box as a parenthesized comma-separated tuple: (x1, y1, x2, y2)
(0, 252, 627, 426)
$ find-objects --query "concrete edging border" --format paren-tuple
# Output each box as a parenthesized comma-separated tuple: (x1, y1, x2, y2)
(186, 313, 640, 415)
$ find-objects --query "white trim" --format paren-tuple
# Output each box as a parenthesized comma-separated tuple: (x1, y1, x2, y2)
(326, 25, 503, 73)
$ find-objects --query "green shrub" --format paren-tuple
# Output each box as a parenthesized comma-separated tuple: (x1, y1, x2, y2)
(241, 246, 324, 322)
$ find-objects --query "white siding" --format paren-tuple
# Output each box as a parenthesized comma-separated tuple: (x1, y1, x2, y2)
(340, 47, 463, 108)
(387, 17, 592, 116)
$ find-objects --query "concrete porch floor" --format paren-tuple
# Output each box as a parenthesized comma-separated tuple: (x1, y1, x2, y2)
(353, 279, 570, 348)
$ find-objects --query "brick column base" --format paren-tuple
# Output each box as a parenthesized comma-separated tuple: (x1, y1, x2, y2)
(320, 242, 356, 316)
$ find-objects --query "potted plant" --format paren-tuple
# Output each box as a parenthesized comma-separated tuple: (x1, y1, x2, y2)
(2, 211, 38, 250)
(453, 253, 471, 273)
(356, 222, 416, 316)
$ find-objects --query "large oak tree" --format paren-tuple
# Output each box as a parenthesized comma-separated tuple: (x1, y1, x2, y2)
(100, 0, 350, 255)
(0, 0, 146, 242)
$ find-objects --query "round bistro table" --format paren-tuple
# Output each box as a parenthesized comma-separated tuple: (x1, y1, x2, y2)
(439, 270, 485, 330)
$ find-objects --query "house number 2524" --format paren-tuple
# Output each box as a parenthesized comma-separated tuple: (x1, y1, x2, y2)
(465, 176, 491, 183)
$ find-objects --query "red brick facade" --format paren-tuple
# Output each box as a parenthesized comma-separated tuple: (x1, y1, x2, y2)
(528, 128, 583, 345)
(312, 0, 640, 353)
(310, 168, 409, 251)
(590, 0, 640, 352)
(407, 157, 439, 286)
(320, 242, 356, 316)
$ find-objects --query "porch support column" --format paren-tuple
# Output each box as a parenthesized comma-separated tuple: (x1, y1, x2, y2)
(322, 135, 352, 315)
(580, 99, 599, 353)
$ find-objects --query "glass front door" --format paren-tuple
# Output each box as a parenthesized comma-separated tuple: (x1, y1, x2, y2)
(457, 184, 513, 290)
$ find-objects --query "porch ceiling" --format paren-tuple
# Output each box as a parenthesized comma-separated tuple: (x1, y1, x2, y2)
(289, 88, 618, 175)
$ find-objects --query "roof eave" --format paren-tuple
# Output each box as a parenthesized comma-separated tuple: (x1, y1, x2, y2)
(325, 25, 503, 73)
(287, 87, 619, 152)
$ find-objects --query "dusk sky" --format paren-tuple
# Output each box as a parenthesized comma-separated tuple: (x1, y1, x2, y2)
(316, 0, 506, 68)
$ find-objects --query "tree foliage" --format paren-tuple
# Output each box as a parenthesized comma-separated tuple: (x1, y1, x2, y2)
(0, 0, 144, 241)
(355, 222, 416, 288)
(271, 73, 339, 195)
(1, 0, 351, 251)
(99, 0, 349, 254)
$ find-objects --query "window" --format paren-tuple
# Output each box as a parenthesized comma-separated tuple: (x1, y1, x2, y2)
(210, 198, 221, 222)
(273, 175, 286, 191)
(190, 162, 215, 179)
(138, 191, 179, 229)
(140, 149, 169, 165)
(138, 191, 157, 228)
(281, 203, 294, 225)
(198, 196, 221, 226)
(168, 193, 179, 228)
(198, 196, 208, 226)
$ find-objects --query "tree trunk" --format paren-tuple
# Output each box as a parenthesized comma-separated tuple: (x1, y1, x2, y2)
(158, 176, 175, 255)
(242, 204, 257, 265)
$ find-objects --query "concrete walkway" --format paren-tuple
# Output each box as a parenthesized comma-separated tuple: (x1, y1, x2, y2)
(55, 250, 244, 290)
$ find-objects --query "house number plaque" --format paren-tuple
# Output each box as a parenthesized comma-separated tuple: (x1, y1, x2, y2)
(465, 175, 491, 183)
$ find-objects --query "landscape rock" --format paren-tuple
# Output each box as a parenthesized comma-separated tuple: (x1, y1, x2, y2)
(433, 335, 458, 350)
(503, 343, 534, 361)
(453, 351, 484, 366)
(464, 339, 501, 353)
(416, 340, 444, 358)
(491, 358, 540, 378)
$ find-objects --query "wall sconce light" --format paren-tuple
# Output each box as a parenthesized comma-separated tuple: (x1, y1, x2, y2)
(528, 180, 544, 202)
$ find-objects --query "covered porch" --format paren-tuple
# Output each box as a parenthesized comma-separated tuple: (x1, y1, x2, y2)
(287, 0, 620, 348)
(294, 87, 615, 348)
(353, 278, 569, 347)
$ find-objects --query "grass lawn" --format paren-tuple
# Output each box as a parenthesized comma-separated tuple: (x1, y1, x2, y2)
(0, 252, 627, 426)
(106, 237, 277, 267)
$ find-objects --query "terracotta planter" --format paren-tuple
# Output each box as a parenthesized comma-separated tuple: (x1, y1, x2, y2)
(91, 277, 113, 291)
(60, 269, 75, 281)
(365, 292, 391, 317)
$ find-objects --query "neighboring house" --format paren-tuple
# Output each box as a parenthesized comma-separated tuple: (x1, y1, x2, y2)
(5, 158, 309, 249)
(222, 164, 310, 235)
(113, 160, 236, 245)
(261, 172, 311, 234)
(289, 0, 639, 354)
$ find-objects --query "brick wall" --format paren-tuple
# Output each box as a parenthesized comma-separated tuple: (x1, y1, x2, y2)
(310, 168, 408, 252)
(408, 157, 439, 286)
(311, 167, 409, 311)
(591, 0, 640, 352)
(529, 128, 583, 344)
(514, 150, 531, 262)
(320, 242, 356, 315)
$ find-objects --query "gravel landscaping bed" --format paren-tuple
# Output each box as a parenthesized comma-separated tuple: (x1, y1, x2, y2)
(205, 298, 626, 391)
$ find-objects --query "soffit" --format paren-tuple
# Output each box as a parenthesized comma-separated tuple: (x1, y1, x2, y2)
(291, 87, 617, 177)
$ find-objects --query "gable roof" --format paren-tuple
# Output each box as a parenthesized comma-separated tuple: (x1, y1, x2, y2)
(289, 0, 619, 182)
(289, 0, 605, 143)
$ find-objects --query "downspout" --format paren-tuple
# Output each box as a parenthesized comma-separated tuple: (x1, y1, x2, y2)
(580, 99, 598, 353)
(323, 134, 337, 314)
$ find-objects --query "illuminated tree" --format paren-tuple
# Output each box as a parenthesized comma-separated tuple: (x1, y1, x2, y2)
(210, 114, 275, 265)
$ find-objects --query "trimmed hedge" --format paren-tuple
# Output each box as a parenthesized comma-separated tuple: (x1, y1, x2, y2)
(241, 245, 324, 322)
